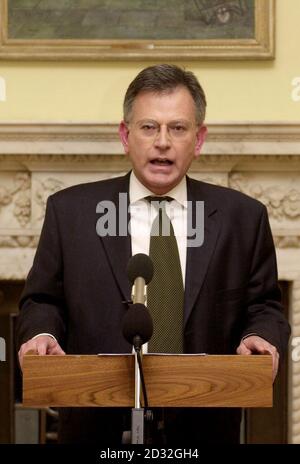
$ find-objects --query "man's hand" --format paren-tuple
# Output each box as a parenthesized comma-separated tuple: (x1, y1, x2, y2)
(236, 335, 279, 382)
(18, 335, 65, 370)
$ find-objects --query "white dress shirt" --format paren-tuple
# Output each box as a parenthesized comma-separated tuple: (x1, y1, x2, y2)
(129, 171, 187, 286)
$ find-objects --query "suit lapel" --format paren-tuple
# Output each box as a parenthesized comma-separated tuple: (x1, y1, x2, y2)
(98, 173, 132, 303)
(184, 177, 221, 326)
(98, 174, 221, 320)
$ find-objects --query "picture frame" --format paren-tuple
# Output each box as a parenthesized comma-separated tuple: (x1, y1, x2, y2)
(0, 0, 275, 61)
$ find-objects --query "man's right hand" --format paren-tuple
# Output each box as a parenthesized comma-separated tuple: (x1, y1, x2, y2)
(18, 335, 65, 370)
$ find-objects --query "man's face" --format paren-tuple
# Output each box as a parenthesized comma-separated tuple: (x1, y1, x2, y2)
(119, 86, 207, 195)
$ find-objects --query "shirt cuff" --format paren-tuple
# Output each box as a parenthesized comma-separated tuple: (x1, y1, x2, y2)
(32, 333, 57, 342)
(242, 333, 258, 341)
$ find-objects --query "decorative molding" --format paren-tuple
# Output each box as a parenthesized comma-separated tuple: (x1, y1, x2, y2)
(229, 174, 300, 221)
(0, 184, 12, 207)
(0, 235, 38, 248)
(0, 233, 300, 250)
(0, 122, 300, 156)
(274, 236, 300, 249)
(35, 178, 66, 219)
(0, 172, 31, 227)
(1, 153, 300, 164)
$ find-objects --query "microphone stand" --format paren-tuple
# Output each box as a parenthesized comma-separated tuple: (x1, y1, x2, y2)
(125, 257, 154, 444)
(131, 335, 152, 444)
(131, 349, 144, 443)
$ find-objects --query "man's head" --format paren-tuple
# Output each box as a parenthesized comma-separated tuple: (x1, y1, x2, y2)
(119, 64, 207, 195)
(123, 63, 207, 126)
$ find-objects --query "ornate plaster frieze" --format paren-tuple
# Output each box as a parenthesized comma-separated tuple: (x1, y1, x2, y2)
(229, 173, 300, 222)
(0, 172, 31, 227)
(0, 153, 299, 165)
(35, 177, 66, 219)
(0, 233, 299, 250)
(0, 235, 39, 248)
(274, 236, 300, 249)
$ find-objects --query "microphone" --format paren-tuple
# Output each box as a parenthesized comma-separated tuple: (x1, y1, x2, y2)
(122, 303, 153, 350)
(127, 253, 154, 305)
(124, 255, 154, 415)
(122, 302, 153, 411)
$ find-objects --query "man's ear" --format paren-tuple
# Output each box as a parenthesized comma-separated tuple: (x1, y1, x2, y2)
(194, 124, 207, 158)
(119, 121, 130, 153)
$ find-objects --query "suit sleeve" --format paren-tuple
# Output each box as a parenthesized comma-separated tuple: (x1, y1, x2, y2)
(240, 205, 290, 359)
(16, 196, 66, 349)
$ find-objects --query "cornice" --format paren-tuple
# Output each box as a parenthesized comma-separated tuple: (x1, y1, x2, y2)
(0, 122, 300, 156)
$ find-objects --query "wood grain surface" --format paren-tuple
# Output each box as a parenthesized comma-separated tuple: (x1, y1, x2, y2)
(23, 354, 272, 408)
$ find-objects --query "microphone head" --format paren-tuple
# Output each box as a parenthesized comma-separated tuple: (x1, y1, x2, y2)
(127, 253, 154, 284)
(122, 303, 153, 346)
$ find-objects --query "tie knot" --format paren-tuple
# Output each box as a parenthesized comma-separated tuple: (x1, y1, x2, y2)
(145, 196, 173, 208)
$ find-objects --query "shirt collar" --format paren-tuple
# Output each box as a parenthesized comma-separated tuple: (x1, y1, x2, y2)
(129, 171, 187, 208)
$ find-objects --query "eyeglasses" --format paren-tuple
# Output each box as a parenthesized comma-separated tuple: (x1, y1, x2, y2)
(129, 120, 199, 139)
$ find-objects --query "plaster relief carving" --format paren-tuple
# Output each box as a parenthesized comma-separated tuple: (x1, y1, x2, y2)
(229, 173, 300, 221)
(0, 185, 12, 208)
(0, 235, 39, 248)
(14, 173, 31, 228)
(0, 172, 31, 228)
(35, 178, 65, 219)
(2, 233, 299, 250)
(274, 236, 300, 249)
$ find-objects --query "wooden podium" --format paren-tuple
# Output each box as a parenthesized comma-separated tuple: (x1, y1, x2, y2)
(22, 354, 272, 408)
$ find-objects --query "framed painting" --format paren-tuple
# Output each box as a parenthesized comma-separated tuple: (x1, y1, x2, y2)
(0, 0, 274, 61)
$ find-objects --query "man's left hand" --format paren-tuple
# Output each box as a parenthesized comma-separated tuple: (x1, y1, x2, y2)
(236, 335, 279, 382)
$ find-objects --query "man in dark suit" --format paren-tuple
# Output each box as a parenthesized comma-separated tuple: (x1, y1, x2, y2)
(17, 64, 290, 444)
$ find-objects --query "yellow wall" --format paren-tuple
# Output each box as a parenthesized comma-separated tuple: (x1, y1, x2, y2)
(0, 0, 299, 123)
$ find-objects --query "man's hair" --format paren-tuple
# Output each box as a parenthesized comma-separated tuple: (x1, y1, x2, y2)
(123, 64, 207, 125)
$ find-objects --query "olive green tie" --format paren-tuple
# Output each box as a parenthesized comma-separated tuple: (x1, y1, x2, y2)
(146, 197, 184, 353)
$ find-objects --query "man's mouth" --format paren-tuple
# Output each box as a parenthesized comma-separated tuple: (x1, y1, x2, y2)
(150, 158, 173, 166)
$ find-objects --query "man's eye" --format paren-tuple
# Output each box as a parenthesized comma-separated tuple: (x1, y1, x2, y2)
(140, 125, 159, 136)
(170, 125, 187, 133)
(141, 124, 156, 131)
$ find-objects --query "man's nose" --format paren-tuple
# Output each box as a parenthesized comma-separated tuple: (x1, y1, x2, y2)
(154, 125, 171, 149)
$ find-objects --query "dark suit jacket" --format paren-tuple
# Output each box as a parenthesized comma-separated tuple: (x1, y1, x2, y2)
(16, 172, 290, 443)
